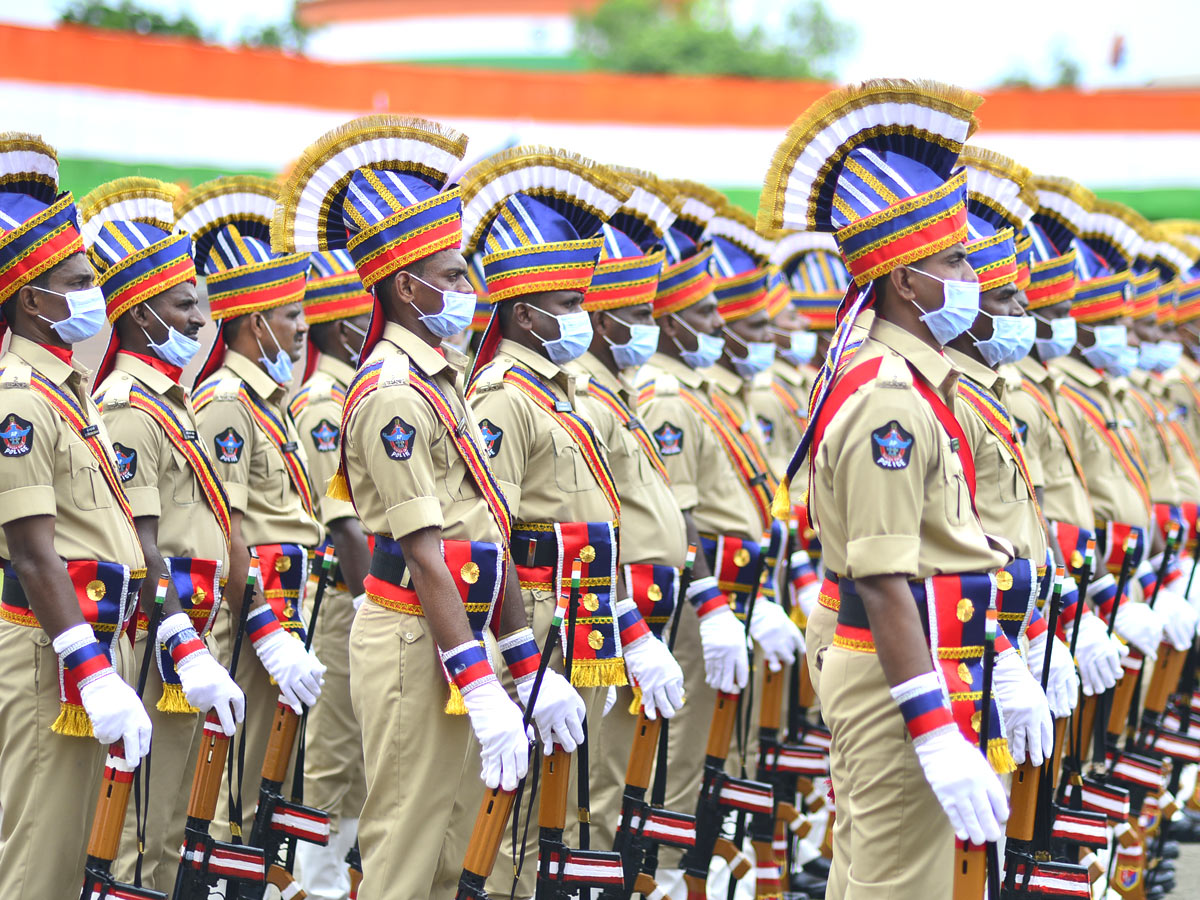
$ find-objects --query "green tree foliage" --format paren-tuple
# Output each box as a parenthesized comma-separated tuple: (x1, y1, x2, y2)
(575, 0, 853, 79)
(59, 0, 211, 39)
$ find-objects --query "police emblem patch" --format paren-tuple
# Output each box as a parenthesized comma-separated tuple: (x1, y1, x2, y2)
(112, 442, 137, 481)
(310, 419, 340, 453)
(479, 418, 503, 458)
(380, 416, 416, 461)
(0, 413, 33, 457)
(871, 421, 913, 469)
(757, 415, 774, 444)
(214, 427, 244, 464)
(652, 422, 684, 456)
(1014, 417, 1029, 443)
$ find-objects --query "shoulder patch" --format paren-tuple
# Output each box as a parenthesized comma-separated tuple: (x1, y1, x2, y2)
(652, 421, 684, 456)
(478, 418, 503, 458)
(471, 360, 515, 396)
(380, 416, 416, 461)
(875, 353, 914, 390)
(653, 372, 680, 396)
(214, 427, 245, 464)
(756, 414, 775, 444)
(1014, 416, 1029, 443)
(310, 418, 340, 452)
(0, 363, 32, 390)
(112, 442, 137, 481)
(305, 375, 335, 404)
(871, 420, 914, 470)
(214, 377, 243, 402)
(0, 412, 33, 457)
(378, 354, 410, 389)
(98, 375, 133, 409)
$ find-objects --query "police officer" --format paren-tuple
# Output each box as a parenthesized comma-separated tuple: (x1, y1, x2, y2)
(83, 176, 244, 890)
(0, 134, 150, 897)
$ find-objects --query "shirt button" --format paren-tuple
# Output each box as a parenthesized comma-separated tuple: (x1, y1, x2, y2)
(404, 632, 415, 642)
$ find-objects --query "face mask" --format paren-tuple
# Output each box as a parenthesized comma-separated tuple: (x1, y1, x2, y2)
(33, 285, 106, 344)
(409, 273, 476, 339)
(1034, 315, 1077, 361)
(1158, 340, 1183, 370)
(1109, 345, 1138, 377)
(604, 314, 660, 369)
(1138, 341, 1163, 372)
(256, 319, 295, 385)
(971, 312, 1035, 367)
(141, 304, 201, 368)
(343, 321, 367, 366)
(1080, 324, 1128, 371)
(725, 329, 775, 377)
(671, 314, 725, 369)
(528, 306, 593, 365)
(907, 267, 980, 346)
(781, 329, 818, 366)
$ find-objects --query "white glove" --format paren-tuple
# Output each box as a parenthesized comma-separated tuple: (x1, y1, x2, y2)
(462, 679, 531, 791)
(913, 729, 1010, 844)
(992, 650, 1054, 766)
(1152, 587, 1199, 651)
(54, 624, 153, 761)
(621, 627, 685, 720)
(1066, 614, 1124, 695)
(254, 629, 326, 714)
(1113, 601, 1165, 659)
(796, 580, 821, 621)
(750, 599, 806, 672)
(517, 669, 586, 755)
(352, 592, 366, 612)
(178, 651, 245, 735)
(1025, 631, 1078, 718)
(603, 686, 617, 717)
(696, 602, 749, 692)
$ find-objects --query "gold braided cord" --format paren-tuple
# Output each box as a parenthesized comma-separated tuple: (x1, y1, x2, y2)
(78, 177, 180, 233)
(959, 145, 1032, 188)
(758, 79, 983, 233)
(175, 175, 278, 232)
(607, 164, 676, 238)
(667, 179, 728, 216)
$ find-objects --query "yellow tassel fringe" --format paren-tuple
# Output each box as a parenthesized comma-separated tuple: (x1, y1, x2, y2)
(789, 605, 808, 630)
(989, 738, 1016, 775)
(51, 702, 94, 738)
(628, 686, 643, 716)
(157, 682, 199, 714)
(326, 470, 352, 502)
(771, 477, 793, 521)
(570, 659, 629, 688)
(445, 683, 468, 715)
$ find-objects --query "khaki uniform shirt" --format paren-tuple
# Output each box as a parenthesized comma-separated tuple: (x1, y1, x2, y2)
(1146, 370, 1200, 502)
(748, 360, 808, 478)
(468, 339, 614, 527)
(96, 353, 229, 571)
(809, 317, 1010, 579)
(946, 349, 1048, 563)
(1123, 371, 1183, 505)
(1050, 356, 1151, 528)
(1166, 356, 1200, 453)
(195, 351, 321, 549)
(637, 353, 761, 540)
(341, 323, 502, 544)
(290, 353, 358, 528)
(0, 336, 143, 568)
(570, 352, 686, 568)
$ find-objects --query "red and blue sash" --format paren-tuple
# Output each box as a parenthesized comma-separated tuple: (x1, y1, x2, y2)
(194, 378, 315, 517)
(680, 386, 774, 527)
(252, 543, 311, 642)
(699, 532, 764, 621)
(770, 379, 805, 431)
(957, 376, 1041, 518)
(623, 562, 679, 640)
(153, 555, 223, 713)
(1017, 376, 1091, 499)
(585, 376, 670, 485)
(1125, 388, 1175, 467)
(994, 557, 1038, 647)
(1057, 380, 1151, 518)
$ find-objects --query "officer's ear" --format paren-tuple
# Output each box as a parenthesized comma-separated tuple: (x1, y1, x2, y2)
(511, 300, 535, 330)
(590, 310, 609, 335)
(659, 314, 679, 340)
(391, 270, 417, 305)
(889, 266, 919, 303)
(13, 282, 43, 319)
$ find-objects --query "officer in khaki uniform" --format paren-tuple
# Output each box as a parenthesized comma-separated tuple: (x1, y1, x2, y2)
(288, 249, 373, 899)
(81, 177, 244, 890)
(568, 171, 688, 851)
(273, 115, 547, 900)
(749, 266, 808, 479)
(0, 134, 150, 898)
(462, 147, 677, 899)
(759, 80, 1014, 898)
(179, 176, 328, 844)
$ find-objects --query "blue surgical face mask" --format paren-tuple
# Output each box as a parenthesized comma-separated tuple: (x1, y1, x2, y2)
(671, 314, 725, 369)
(604, 313, 660, 370)
(1080, 324, 1128, 371)
(725, 328, 775, 377)
(907, 266, 980, 346)
(1109, 344, 1138, 377)
(33, 284, 106, 344)
(409, 273, 476, 339)
(780, 329, 818, 366)
(256, 320, 295, 385)
(1138, 341, 1163, 372)
(141, 304, 201, 368)
(1158, 340, 1183, 370)
(971, 311, 1035, 367)
(528, 305, 593, 365)
(1034, 315, 1077, 361)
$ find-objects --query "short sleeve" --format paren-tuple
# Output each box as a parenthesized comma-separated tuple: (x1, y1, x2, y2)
(294, 397, 358, 526)
(195, 398, 255, 512)
(0, 388, 59, 525)
(100, 404, 166, 518)
(468, 386, 530, 512)
(640, 396, 699, 509)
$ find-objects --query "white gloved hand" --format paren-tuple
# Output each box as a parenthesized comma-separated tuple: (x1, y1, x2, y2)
(254, 630, 326, 714)
(1066, 613, 1124, 695)
(750, 599, 806, 672)
(517, 668, 586, 755)
(796, 580, 821, 621)
(992, 650, 1054, 766)
(177, 650, 245, 735)
(1113, 601, 1165, 659)
(913, 729, 1010, 844)
(690, 578, 749, 693)
(1152, 587, 1199, 651)
(620, 628, 685, 720)
(1025, 631, 1079, 718)
(462, 679, 531, 791)
(603, 686, 617, 717)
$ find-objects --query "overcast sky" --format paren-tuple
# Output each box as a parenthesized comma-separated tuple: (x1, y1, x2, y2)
(5, 0, 1196, 89)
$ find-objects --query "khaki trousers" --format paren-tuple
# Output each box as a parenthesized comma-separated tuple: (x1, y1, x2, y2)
(350, 600, 484, 900)
(589, 684, 640, 852)
(0, 621, 134, 898)
(804, 602, 847, 895)
(821, 645, 952, 899)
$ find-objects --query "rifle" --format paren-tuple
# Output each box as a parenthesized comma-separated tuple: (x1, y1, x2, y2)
(238, 548, 337, 900)
(604, 546, 699, 900)
(346, 841, 362, 899)
(80, 575, 171, 900)
(1138, 525, 1185, 748)
(1101, 533, 1141, 760)
(172, 562, 268, 900)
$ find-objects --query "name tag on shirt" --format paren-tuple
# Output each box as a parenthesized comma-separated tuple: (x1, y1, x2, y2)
(282, 441, 298, 453)
(183, 430, 197, 441)
(82, 424, 99, 438)
(554, 400, 573, 413)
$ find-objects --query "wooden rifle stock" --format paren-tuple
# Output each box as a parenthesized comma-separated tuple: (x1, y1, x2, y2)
(456, 788, 518, 899)
(1144, 643, 1187, 721)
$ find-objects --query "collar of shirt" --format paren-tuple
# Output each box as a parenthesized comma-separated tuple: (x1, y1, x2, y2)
(944, 346, 1003, 394)
(1014, 354, 1051, 387)
(37, 342, 73, 366)
(707, 361, 747, 399)
(771, 358, 806, 388)
(121, 349, 183, 385)
(116, 350, 186, 399)
(1050, 354, 1104, 389)
(224, 349, 286, 402)
(315, 352, 357, 389)
(867, 316, 960, 404)
(380, 322, 453, 377)
(571, 350, 640, 407)
(8, 333, 88, 388)
(648, 351, 706, 390)
(497, 338, 575, 400)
